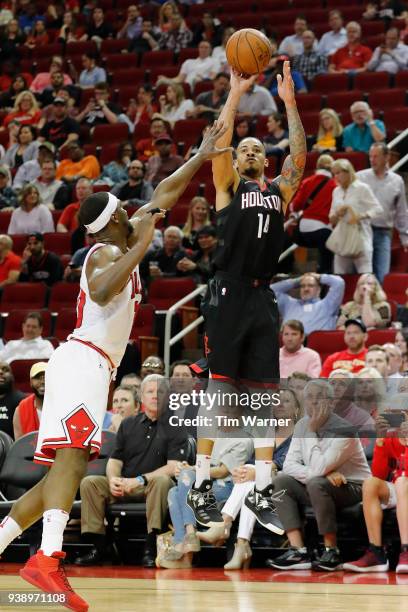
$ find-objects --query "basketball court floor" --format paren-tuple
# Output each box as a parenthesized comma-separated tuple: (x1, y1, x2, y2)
(1, 565, 408, 611)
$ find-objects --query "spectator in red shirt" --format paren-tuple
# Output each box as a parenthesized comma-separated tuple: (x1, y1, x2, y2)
(2, 90, 42, 130)
(343, 417, 408, 574)
(320, 319, 368, 377)
(329, 22, 372, 73)
(13, 361, 46, 439)
(0, 234, 22, 288)
(57, 178, 92, 232)
(135, 115, 174, 162)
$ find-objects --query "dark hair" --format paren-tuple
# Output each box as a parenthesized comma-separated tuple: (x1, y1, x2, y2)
(371, 142, 389, 155)
(282, 319, 305, 335)
(170, 359, 193, 377)
(83, 52, 98, 62)
(269, 111, 284, 126)
(24, 311, 43, 326)
(18, 124, 36, 141)
(94, 81, 108, 92)
(114, 383, 140, 405)
(11, 74, 27, 92)
(78, 191, 112, 227)
(214, 72, 229, 80)
(117, 141, 136, 161)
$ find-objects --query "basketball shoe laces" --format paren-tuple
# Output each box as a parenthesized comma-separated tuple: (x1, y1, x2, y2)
(257, 488, 286, 512)
(195, 489, 218, 512)
(53, 556, 74, 593)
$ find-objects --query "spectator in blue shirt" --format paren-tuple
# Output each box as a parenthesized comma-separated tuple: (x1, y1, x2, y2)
(271, 273, 345, 335)
(264, 55, 308, 96)
(18, 3, 45, 34)
(343, 101, 386, 153)
(78, 53, 107, 89)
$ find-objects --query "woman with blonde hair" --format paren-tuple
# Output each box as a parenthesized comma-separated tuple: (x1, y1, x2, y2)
(8, 185, 54, 235)
(182, 196, 211, 249)
(2, 91, 42, 130)
(337, 273, 391, 329)
(313, 108, 343, 153)
(329, 158, 382, 273)
(355, 367, 387, 418)
(158, 1, 186, 32)
(158, 83, 194, 127)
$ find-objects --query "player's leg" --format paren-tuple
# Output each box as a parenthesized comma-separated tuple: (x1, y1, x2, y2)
(343, 477, 390, 572)
(395, 476, 408, 573)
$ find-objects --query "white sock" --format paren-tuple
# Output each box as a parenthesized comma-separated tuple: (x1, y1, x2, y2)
(40, 509, 69, 556)
(0, 516, 22, 554)
(195, 454, 211, 488)
(255, 460, 272, 490)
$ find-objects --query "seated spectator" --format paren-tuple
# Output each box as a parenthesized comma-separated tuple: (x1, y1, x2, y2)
(103, 384, 140, 433)
(29, 56, 73, 95)
(268, 380, 371, 571)
(141, 226, 187, 282)
(358, 143, 408, 284)
(0, 360, 26, 438)
(39, 97, 80, 150)
(78, 53, 107, 89)
(263, 55, 307, 96)
(397, 290, 408, 328)
(57, 177, 93, 233)
(0, 166, 18, 209)
(39, 85, 80, 126)
(25, 19, 49, 48)
(337, 273, 391, 329)
(76, 82, 121, 128)
(74, 374, 188, 567)
(55, 141, 100, 182)
(271, 273, 345, 335)
(0, 235, 21, 287)
(13, 361, 46, 439)
(0, 311, 54, 364)
(38, 70, 79, 110)
(312, 108, 343, 153)
(2, 91, 41, 130)
(237, 80, 277, 118)
(279, 320, 322, 378)
(128, 18, 160, 54)
(367, 27, 408, 73)
(0, 20, 26, 63)
(212, 27, 235, 73)
(329, 22, 372, 73)
(158, 83, 194, 127)
(57, 11, 84, 43)
(32, 159, 70, 210)
(140, 356, 165, 379)
(20, 232, 63, 286)
(12, 142, 55, 191)
(262, 111, 289, 160)
(145, 134, 183, 188)
(63, 233, 96, 281)
(278, 15, 316, 57)
(289, 154, 337, 273)
(159, 41, 219, 90)
(111, 160, 154, 208)
(292, 31, 328, 85)
(363, 1, 406, 20)
(135, 116, 173, 162)
(121, 372, 142, 393)
(2, 125, 39, 169)
(157, 12, 193, 53)
(158, 1, 186, 33)
(116, 4, 142, 41)
(231, 118, 254, 148)
(329, 158, 382, 274)
(199, 390, 299, 568)
(287, 371, 312, 405)
(318, 10, 347, 56)
(18, 2, 44, 35)
(182, 196, 212, 250)
(176, 224, 217, 283)
(343, 418, 408, 574)
(383, 342, 404, 379)
(329, 369, 375, 432)
(192, 11, 223, 48)
(193, 72, 229, 122)
(8, 184, 54, 234)
(365, 345, 398, 394)
(101, 142, 135, 186)
(157, 437, 253, 569)
(396, 329, 408, 372)
(82, 7, 113, 44)
(320, 318, 368, 377)
(355, 366, 387, 417)
(0, 74, 28, 111)
(118, 85, 157, 134)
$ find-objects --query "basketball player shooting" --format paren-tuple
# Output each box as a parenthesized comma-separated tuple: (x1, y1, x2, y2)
(0, 122, 231, 612)
(187, 62, 306, 535)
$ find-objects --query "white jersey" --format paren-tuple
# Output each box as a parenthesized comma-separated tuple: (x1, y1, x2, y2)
(69, 243, 142, 368)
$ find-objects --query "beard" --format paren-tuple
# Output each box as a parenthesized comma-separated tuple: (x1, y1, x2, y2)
(243, 164, 259, 178)
(0, 379, 12, 395)
(33, 388, 44, 400)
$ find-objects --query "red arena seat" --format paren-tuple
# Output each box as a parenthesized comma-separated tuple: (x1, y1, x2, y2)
(53, 308, 77, 341)
(11, 359, 49, 393)
(306, 331, 344, 364)
(48, 282, 80, 312)
(383, 273, 408, 304)
(148, 278, 197, 310)
(1, 284, 47, 312)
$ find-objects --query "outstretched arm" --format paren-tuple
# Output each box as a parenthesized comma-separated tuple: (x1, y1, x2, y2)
(275, 61, 306, 213)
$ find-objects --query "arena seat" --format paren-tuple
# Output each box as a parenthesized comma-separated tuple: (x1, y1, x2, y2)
(100, 38, 129, 56)
(367, 329, 397, 346)
(341, 274, 360, 303)
(178, 48, 199, 63)
(325, 90, 365, 114)
(395, 71, 408, 87)
(0, 431, 13, 473)
(148, 277, 197, 310)
(0, 212, 12, 233)
(43, 233, 72, 256)
(66, 41, 97, 57)
(167, 205, 189, 227)
(93, 123, 130, 146)
(313, 74, 349, 93)
(105, 53, 139, 72)
(1, 283, 47, 311)
(391, 246, 408, 272)
(11, 360, 49, 394)
(306, 330, 344, 363)
(2, 309, 52, 341)
(354, 71, 391, 92)
(383, 273, 408, 304)
(383, 107, 408, 133)
(53, 308, 77, 342)
(8, 234, 28, 255)
(296, 93, 323, 113)
(173, 119, 207, 150)
(110, 68, 146, 86)
(48, 282, 79, 312)
(140, 50, 175, 68)
(368, 89, 408, 113)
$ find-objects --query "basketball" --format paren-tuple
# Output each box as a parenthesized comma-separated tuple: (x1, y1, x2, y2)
(226, 28, 273, 76)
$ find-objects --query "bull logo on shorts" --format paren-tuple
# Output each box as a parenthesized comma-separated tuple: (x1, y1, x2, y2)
(61, 405, 99, 448)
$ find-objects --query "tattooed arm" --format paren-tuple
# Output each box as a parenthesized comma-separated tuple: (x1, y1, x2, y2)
(275, 61, 306, 213)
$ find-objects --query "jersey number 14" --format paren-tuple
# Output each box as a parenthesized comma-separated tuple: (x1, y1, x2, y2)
(257, 213, 270, 239)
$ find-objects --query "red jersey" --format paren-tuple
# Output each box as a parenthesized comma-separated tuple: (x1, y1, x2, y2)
(330, 44, 372, 71)
(58, 202, 80, 231)
(320, 347, 368, 377)
(372, 437, 408, 482)
(0, 251, 22, 283)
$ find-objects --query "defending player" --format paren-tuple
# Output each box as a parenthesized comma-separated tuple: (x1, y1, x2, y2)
(187, 62, 306, 534)
(0, 123, 231, 612)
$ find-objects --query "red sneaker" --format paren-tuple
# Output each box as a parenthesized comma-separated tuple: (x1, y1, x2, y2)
(396, 551, 408, 573)
(343, 548, 389, 573)
(20, 550, 89, 612)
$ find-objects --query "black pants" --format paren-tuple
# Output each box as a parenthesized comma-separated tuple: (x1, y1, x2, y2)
(295, 228, 333, 274)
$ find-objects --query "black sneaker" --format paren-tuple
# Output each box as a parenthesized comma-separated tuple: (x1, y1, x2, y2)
(244, 485, 285, 535)
(186, 479, 223, 527)
(266, 547, 312, 570)
(312, 547, 343, 572)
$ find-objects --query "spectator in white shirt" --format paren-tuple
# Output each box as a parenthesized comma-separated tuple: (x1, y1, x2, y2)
(279, 320, 322, 378)
(32, 159, 70, 210)
(383, 343, 404, 379)
(212, 27, 235, 73)
(278, 15, 317, 57)
(13, 142, 55, 191)
(317, 10, 347, 56)
(158, 83, 194, 127)
(159, 40, 220, 89)
(8, 184, 55, 235)
(237, 82, 277, 118)
(367, 27, 408, 74)
(0, 312, 54, 364)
